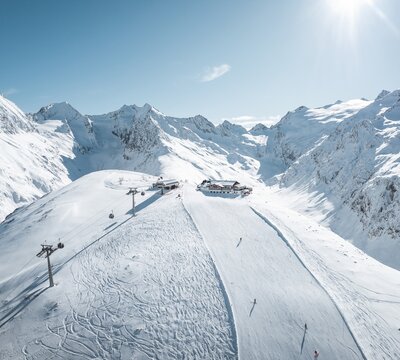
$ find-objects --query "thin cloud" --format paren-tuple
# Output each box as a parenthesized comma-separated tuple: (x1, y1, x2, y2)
(201, 64, 231, 82)
(225, 115, 281, 129)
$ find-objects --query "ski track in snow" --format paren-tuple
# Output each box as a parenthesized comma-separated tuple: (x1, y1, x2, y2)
(251, 205, 400, 360)
(20, 194, 237, 359)
(184, 188, 364, 360)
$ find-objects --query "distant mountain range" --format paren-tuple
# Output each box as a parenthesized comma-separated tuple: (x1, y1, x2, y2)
(1, 90, 400, 269)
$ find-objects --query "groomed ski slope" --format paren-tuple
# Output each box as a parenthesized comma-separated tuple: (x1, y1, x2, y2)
(184, 188, 363, 360)
(250, 188, 400, 360)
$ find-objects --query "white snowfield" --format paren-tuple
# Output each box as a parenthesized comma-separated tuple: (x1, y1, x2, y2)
(1, 171, 399, 359)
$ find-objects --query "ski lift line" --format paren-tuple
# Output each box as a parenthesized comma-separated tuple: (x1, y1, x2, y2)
(59, 208, 125, 246)
(1, 190, 141, 289)
(0, 191, 128, 243)
(1, 194, 126, 287)
(63, 202, 134, 247)
(59, 194, 126, 238)
(54, 194, 128, 244)
(60, 212, 136, 269)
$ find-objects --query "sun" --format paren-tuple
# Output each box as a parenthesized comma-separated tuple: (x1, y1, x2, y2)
(328, 0, 372, 18)
(323, 0, 398, 46)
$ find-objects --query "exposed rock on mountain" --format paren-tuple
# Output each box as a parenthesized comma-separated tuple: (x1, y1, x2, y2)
(2, 90, 400, 269)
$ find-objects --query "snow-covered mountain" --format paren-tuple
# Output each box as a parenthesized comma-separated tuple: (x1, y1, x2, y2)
(33, 102, 97, 153)
(276, 91, 400, 269)
(2, 92, 400, 359)
(2, 91, 400, 270)
(0, 97, 263, 222)
(0, 97, 75, 220)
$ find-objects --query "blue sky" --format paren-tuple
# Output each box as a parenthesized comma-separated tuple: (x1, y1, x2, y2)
(1, 0, 400, 127)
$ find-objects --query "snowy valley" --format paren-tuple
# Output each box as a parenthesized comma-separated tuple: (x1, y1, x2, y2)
(1, 92, 400, 359)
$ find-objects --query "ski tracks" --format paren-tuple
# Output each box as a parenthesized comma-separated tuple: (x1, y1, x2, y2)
(252, 206, 400, 360)
(23, 194, 237, 359)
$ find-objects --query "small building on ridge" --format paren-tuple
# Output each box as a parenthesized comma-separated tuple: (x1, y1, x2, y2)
(197, 179, 252, 195)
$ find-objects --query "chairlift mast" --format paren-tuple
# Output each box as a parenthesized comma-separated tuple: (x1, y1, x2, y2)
(126, 188, 138, 215)
(36, 242, 64, 287)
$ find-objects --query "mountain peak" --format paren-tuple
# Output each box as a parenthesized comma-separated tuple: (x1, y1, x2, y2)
(143, 102, 152, 111)
(35, 101, 81, 121)
(249, 123, 269, 133)
(376, 90, 390, 101)
(294, 105, 309, 112)
(217, 120, 247, 136)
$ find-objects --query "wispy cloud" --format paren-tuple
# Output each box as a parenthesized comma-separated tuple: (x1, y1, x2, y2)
(201, 64, 231, 82)
(225, 115, 281, 129)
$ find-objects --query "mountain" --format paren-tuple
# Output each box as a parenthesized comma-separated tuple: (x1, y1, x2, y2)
(0, 96, 75, 220)
(0, 98, 265, 222)
(2, 91, 400, 270)
(33, 102, 97, 152)
(278, 90, 400, 268)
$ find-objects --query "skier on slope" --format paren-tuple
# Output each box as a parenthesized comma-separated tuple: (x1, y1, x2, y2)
(313, 350, 319, 359)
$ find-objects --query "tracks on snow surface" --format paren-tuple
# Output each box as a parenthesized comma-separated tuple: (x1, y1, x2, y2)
(22, 195, 237, 359)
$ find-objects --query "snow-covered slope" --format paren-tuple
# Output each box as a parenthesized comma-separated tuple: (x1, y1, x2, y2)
(278, 90, 400, 269)
(0, 171, 237, 359)
(89, 105, 263, 183)
(262, 99, 371, 178)
(34, 102, 97, 153)
(1, 170, 399, 359)
(0, 95, 34, 134)
(0, 96, 76, 221)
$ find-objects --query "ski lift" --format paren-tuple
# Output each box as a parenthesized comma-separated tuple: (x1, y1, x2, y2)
(109, 210, 114, 219)
(57, 242, 64, 249)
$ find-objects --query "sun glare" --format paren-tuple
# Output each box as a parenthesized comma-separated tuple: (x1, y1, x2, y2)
(329, 0, 371, 18)
(325, 0, 377, 43)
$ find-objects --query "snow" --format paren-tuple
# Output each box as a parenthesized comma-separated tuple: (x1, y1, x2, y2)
(1, 171, 399, 359)
(0, 95, 33, 134)
(276, 91, 400, 269)
(184, 188, 363, 360)
(0, 118, 75, 222)
(249, 187, 400, 359)
(0, 171, 236, 359)
(34, 102, 97, 151)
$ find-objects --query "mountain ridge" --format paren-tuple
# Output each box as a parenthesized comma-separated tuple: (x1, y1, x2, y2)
(1, 90, 400, 269)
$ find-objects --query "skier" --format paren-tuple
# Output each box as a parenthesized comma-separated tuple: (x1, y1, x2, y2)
(305, 323, 308, 331)
(313, 350, 319, 359)
(253, 298, 257, 305)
